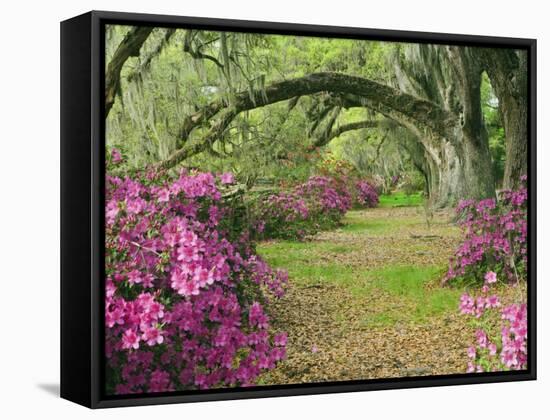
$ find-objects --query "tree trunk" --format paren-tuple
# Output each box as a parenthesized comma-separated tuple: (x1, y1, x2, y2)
(478, 49, 528, 189)
(501, 98, 528, 189)
(432, 141, 464, 208)
(391, 45, 495, 206)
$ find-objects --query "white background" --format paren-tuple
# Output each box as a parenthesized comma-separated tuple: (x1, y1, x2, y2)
(0, 0, 547, 418)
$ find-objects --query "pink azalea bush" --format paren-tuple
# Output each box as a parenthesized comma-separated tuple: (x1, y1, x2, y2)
(294, 175, 352, 216)
(355, 180, 379, 208)
(252, 175, 352, 240)
(444, 176, 527, 286)
(251, 191, 311, 240)
(105, 150, 288, 394)
(459, 272, 527, 372)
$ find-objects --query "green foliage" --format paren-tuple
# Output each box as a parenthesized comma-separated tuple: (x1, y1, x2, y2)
(105, 26, 404, 182)
(481, 72, 506, 186)
(378, 192, 423, 208)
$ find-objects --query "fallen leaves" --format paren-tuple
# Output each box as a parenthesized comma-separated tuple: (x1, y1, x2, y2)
(258, 206, 477, 385)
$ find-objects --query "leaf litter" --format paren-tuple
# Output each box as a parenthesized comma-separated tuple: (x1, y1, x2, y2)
(258, 206, 516, 385)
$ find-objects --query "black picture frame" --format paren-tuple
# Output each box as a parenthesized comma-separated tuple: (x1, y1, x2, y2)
(61, 10, 537, 409)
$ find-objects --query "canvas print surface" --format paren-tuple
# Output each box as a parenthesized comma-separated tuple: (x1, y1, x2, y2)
(104, 24, 529, 396)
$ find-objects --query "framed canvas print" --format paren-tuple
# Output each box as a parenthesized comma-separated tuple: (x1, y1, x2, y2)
(60, 10, 536, 408)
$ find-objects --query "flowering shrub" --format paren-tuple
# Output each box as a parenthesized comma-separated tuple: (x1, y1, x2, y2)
(459, 272, 527, 372)
(355, 180, 379, 208)
(294, 175, 352, 217)
(252, 175, 352, 240)
(251, 191, 311, 240)
(444, 176, 527, 286)
(105, 150, 288, 394)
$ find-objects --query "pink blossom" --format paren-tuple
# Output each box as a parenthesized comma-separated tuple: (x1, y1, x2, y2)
(127, 270, 143, 285)
(121, 329, 140, 350)
(141, 327, 164, 346)
(445, 179, 527, 286)
(104, 168, 288, 394)
(475, 330, 488, 348)
(355, 180, 379, 208)
(220, 172, 235, 185)
(486, 295, 501, 308)
(484, 271, 497, 284)
(157, 188, 170, 202)
(111, 148, 122, 163)
(274, 332, 288, 347)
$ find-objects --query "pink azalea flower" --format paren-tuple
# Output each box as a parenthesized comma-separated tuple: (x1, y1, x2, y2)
(142, 327, 164, 346)
(475, 330, 488, 348)
(105, 200, 120, 224)
(127, 269, 143, 285)
(157, 188, 170, 202)
(311, 345, 318, 353)
(122, 329, 140, 350)
(105, 308, 124, 328)
(142, 273, 155, 288)
(111, 148, 122, 163)
(274, 332, 287, 347)
(501, 351, 518, 368)
(486, 295, 501, 308)
(484, 271, 497, 284)
(220, 172, 235, 185)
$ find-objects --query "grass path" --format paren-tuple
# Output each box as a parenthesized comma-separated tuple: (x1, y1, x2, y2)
(257, 200, 474, 385)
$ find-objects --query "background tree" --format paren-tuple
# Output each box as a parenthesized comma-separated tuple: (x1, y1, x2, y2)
(105, 26, 527, 207)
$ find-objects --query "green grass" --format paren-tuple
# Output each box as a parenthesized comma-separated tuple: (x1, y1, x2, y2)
(366, 266, 442, 297)
(257, 241, 359, 274)
(258, 207, 461, 329)
(340, 210, 419, 235)
(359, 265, 462, 326)
(379, 192, 424, 208)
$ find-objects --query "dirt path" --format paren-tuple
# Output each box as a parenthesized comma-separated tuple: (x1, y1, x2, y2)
(258, 206, 474, 385)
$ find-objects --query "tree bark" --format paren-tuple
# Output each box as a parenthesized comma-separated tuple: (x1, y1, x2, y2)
(391, 45, 495, 207)
(324, 100, 489, 208)
(445, 46, 496, 202)
(105, 27, 153, 118)
(478, 49, 528, 189)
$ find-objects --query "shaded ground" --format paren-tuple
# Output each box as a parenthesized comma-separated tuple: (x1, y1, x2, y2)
(257, 201, 476, 385)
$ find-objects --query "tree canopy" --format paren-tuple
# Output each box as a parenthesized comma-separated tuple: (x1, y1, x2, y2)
(105, 25, 528, 207)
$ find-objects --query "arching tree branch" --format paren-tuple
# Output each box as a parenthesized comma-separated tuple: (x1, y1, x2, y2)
(313, 120, 378, 148)
(105, 27, 153, 117)
(159, 72, 454, 169)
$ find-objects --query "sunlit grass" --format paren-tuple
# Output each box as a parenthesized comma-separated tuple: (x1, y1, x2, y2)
(357, 265, 462, 326)
(258, 205, 462, 329)
(257, 241, 360, 273)
(379, 192, 424, 208)
(340, 212, 419, 235)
